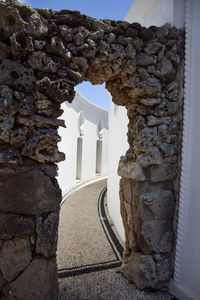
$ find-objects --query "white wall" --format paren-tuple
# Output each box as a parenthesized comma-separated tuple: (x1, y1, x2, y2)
(58, 91, 108, 197)
(183, 3, 200, 297)
(171, 1, 200, 299)
(125, 0, 184, 28)
(107, 100, 129, 241)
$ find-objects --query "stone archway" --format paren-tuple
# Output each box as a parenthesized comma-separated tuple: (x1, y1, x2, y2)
(0, 1, 184, 299)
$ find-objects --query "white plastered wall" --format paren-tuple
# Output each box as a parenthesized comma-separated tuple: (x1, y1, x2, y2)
(125, 0, 184, 28)
(107, 100, 129, 240)
(170, 1, 200, 299)
(58, 91, 108, 198)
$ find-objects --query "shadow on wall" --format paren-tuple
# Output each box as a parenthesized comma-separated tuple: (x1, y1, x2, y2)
(65, 90, 109, 130)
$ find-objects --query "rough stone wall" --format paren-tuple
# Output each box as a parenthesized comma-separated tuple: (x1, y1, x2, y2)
(118, 28, 184, 290)
(0, 0, 183, 298)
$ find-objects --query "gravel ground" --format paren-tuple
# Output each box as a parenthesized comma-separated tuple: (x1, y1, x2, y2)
(57, 179, 174, 300)
(57, 179, 116, 270)
(59, 267, 173, 300)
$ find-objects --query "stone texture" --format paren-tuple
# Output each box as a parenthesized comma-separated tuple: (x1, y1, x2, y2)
(0, 167, 61, 215)
(136, 146, 163, 167)
(118, 156, 146, 181)
(0, 213, 35, 239)
(2, 257, 58, 300)
(0, 0, 184, 296)
(121, 252, 157, 289)
(155, 57, 175, 82)
(22, 129, 65, 163)
(36, 212, 59, 257)
(136, 53, 157, 66)
(139, 97, 161, 106)
(0, 237, 31, 281)
(139, 188, 175, 220)
(0, 59, 36, 90)
(150, 163, 177, 182)
(139, 220, 173, 254)
(121, 251, 172, 290)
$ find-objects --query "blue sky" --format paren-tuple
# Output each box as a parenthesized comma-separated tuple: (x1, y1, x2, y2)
(18, 0, 134, 110)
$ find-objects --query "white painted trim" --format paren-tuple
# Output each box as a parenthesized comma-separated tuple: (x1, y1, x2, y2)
(171, 0, 193, 296)
(61, 176, 107, 206)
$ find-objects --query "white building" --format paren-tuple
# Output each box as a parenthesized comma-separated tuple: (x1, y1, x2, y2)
(107, 100, 128, 240)
(58, 91, 108, 198)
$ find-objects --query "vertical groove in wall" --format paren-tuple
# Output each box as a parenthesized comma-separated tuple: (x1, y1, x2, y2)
(173, 0, 193, 286)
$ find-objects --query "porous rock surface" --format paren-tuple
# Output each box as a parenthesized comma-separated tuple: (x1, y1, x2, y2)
(0, 0, 184, 298)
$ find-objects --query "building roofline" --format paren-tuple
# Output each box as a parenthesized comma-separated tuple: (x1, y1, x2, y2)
(70, 89, 108, 114)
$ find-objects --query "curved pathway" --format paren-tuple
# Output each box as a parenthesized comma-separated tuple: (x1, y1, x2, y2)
(57, 179, 174, 300)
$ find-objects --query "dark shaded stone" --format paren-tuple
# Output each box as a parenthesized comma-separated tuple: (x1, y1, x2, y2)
(0, 237, 32, 281)
(130, 22, 142, 30)
(10, 127, 28, 148)
(2, 257, 58, 300)
(0, 59, 36, 91)
(0, 168, 61, 215)
(139, 28, 153, 41)
(136, 53, 157, 66)
(125, 28, 138, 38)
(0, 148, 22, 165)
(155, 25, 169, 43)
(0, 213, 35, 239)
(36, 212, 59, 257)
(155, 57, 176, 82)
(33, 115, 66, 129)
(0, 166, 15, 178)
(39, 163, 58, 178)
(36, 77, 75, 103)
(22, 128, 65, 163)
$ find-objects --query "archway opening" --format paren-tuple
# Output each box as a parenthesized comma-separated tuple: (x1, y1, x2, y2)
(57, 80, 127, 298)
(57, 81, 110, 198)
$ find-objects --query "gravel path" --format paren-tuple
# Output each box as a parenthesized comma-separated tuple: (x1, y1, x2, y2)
(57, 179, 175, 300)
